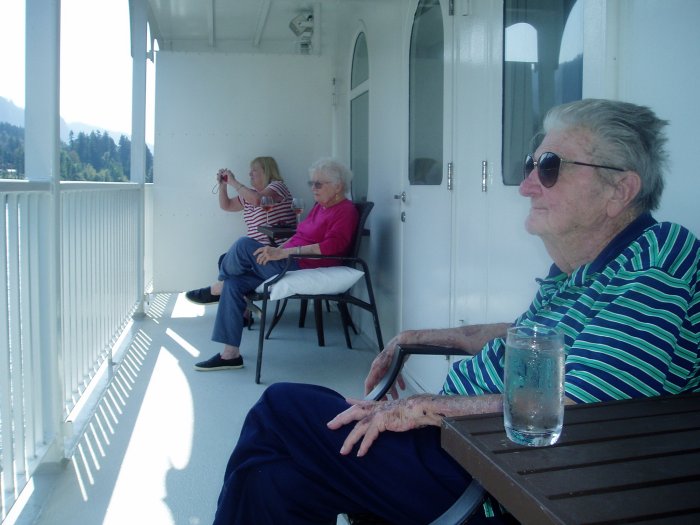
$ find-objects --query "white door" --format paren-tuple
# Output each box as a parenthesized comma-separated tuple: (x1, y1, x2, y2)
(400, 0, 586, 392)
(453, 0, 584, 328)
(400, 0, 454, 392)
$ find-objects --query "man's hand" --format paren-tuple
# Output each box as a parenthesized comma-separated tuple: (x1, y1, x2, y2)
(328, 393, 504, 457)
(364, 336, 407, 399)
(364, 324, 511, 398)
(327, 397, 430, 457)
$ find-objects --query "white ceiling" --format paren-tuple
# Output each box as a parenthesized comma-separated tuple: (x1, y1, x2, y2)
(146, 0, 362, 54)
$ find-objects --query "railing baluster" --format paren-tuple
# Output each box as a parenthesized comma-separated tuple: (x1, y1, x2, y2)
(6, 194, 25, 494)
(1, 194, 15, 517)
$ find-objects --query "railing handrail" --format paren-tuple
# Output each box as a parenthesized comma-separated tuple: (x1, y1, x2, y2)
(58, 181, 142, 191)
(0, 180, 143, 193)
(0, 180, 52, 192)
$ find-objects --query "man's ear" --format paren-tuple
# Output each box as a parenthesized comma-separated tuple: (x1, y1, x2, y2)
(607, 171, 641, 217)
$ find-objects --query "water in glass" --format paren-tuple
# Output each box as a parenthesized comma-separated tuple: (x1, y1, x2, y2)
(503, 325, 565, 447)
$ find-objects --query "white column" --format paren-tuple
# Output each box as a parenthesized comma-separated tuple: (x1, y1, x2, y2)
(129, 0, 148, 185)
(25, 0, 64, 460)
(25, 0, 60, 182)
(129, 0, 148, 313)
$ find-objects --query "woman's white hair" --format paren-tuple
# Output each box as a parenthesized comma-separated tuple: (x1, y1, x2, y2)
(309, 158, 354, 196)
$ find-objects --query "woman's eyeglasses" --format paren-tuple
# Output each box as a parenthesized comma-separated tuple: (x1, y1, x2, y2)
(524, 152, 625, 188)
(307, 180, 332, 189)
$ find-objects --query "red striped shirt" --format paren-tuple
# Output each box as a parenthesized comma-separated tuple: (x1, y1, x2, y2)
(240, 181, 296, 244)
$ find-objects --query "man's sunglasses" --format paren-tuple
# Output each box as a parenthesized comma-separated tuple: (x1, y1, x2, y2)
(524, 152, 625, 188)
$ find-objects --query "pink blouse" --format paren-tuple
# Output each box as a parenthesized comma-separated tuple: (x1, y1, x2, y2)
(284, 199, 359, 269)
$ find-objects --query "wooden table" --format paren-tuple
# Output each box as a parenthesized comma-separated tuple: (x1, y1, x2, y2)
(441, 393, 700, 524)
(257, 224, 296, 246)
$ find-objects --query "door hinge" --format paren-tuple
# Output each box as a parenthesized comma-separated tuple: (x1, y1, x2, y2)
(481, 160, 488, 192)
(449, 0, 454, 16)
(447, 162, 454, 191)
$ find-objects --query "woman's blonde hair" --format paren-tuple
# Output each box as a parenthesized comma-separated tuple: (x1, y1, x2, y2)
(251, 156, 283, 185)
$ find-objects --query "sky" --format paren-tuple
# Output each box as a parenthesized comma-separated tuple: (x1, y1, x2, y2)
(0, 0, 154, 143)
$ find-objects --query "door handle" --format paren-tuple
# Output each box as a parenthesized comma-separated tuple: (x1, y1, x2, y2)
(394, 191, 406, 203)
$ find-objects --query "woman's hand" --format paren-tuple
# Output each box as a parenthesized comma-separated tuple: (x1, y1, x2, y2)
(327, 397, 431, 457)
(364, 334, 408, 399)
(254, 245, 288, 265)
(217, 168, 234, 185)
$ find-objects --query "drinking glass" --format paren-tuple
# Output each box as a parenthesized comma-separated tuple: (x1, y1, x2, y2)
(260, 196, 274, 225)
(503, 324, 565, 447)
(291, 197, 305, 224)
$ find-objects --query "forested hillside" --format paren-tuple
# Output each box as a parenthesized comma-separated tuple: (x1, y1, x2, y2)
(0, 122, 153, 182)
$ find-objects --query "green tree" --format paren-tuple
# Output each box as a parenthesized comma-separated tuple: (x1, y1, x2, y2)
(1, 123, 152, 182)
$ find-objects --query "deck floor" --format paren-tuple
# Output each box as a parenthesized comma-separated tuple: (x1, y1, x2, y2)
(18, 293, 378, 525)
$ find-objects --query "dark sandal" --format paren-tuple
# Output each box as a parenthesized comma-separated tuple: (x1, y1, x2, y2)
(185, 287, 219, 304)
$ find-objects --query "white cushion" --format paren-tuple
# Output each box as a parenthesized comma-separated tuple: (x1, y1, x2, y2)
(255, 266, 365, 301)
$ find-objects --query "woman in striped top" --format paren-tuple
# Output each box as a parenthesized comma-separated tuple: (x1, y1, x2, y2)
(186, 156, 296, 304)
(217, 157, 296, 243)
(210, 100, 700, 525)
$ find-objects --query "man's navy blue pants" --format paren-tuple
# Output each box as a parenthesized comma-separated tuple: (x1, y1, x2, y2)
(212, 382, 502, 525)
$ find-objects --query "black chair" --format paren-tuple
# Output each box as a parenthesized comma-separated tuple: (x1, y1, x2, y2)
(346, 344, 486, 525)
(245, 201, 383, 384)
(267, 201, 374, 344)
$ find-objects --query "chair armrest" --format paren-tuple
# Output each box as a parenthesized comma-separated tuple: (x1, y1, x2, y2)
(259, 252, 361, 293)
(429, 479, 485, 525)
(365, 344, 468, 401)
(363, 344, 485, 524)
(289, 253, 370, 271)
(258, 252, 365, 292)
(259, 255, 298, 292)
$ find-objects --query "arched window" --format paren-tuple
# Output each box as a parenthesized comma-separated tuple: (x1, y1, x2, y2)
(408, 0, 443, 186)
(350, 32, 369, 201)
(502, 0, 583, 185)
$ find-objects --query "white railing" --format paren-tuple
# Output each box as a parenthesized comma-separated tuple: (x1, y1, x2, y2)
(0, 180, 147, 521)
(59, 183, 142, 412)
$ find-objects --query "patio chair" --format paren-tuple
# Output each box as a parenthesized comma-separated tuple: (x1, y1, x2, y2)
(346, 344, 486, 525)
(245, 201, 384, 384)
(268, 201, 375, 343)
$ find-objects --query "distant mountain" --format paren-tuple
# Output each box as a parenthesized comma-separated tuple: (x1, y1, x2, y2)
(0, 97, 24, 127)
(0, 96, 131, 144)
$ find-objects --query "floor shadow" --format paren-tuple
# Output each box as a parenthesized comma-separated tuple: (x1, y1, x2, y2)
(29, 292, 378, 525)
(161, 296, 377, 524)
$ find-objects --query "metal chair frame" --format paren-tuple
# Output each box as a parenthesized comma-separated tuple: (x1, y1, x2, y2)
(346, 344, 486, 525)
(245, 201, 383, 384)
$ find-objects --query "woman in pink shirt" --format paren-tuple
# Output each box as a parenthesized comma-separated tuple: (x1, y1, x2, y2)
(195, 158, 359, 372)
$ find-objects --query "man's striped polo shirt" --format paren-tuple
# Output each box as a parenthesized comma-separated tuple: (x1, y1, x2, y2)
(442, 213, 700, 403)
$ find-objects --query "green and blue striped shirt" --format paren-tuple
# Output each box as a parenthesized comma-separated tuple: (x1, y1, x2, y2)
(443, 213, 700, 403)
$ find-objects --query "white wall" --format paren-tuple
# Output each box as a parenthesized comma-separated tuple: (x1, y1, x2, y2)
(613, 0, 700, 237)
(152, 52, 333, 291)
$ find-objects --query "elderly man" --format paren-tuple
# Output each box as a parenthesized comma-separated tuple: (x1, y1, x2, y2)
(211, 99, 700, 525)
